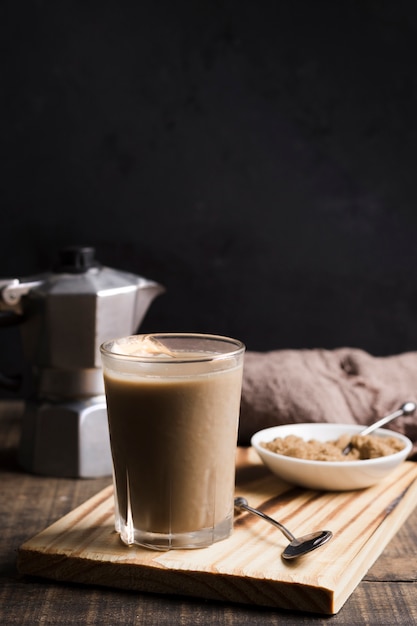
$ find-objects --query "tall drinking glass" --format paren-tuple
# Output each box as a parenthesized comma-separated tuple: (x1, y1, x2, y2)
(100, 333, 245, 550)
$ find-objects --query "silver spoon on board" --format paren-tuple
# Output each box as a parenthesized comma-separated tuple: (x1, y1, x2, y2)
(234, 497, 333, 560)
(342, 401, 416, 455)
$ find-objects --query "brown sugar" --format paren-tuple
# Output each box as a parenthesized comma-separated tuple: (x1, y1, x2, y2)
(261, 433, 405, 461)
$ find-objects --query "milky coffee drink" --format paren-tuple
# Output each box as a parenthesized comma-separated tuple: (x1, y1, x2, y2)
(100, 334, 245, 550)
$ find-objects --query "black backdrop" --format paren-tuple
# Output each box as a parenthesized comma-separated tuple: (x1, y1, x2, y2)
(2, 1, 417, 392)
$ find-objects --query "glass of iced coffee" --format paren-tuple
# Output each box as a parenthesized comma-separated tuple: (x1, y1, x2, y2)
(100, 333, 245, 550)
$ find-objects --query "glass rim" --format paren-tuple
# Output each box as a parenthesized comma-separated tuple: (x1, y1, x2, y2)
(100, 332, 246, 363)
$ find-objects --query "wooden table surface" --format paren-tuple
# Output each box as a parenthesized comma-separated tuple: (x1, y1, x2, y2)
(1, 401, 417, 625)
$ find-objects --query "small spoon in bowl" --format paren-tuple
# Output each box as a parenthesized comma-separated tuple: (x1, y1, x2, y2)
(342, 401, 416, 455)
(234, 497, 333, 560)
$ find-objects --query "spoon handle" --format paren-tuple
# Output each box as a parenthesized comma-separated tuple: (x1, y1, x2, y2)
(342, 401, 416, 455)
(358, 401, 416, 437)
(234, 497, 296, 542)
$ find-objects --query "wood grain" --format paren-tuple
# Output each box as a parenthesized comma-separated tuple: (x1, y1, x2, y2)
(17, 447, 417, 615)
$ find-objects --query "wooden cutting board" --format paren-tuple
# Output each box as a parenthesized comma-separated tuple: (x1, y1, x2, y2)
(17, 448, 417, 615)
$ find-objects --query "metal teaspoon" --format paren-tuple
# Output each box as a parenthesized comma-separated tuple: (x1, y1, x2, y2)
(342, 401, 416, 455)
(234, 497, 333, 560)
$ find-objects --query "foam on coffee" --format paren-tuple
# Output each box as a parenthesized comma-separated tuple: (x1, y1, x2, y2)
(111, 335, 176, 357)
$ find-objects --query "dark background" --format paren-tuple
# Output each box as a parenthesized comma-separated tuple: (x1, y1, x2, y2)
(2, 0, 417, 390)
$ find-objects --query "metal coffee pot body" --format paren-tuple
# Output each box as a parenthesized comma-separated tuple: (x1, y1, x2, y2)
(0, 246, 164, 477)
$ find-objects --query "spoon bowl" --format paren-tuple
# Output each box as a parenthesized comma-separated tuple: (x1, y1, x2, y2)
(234, 497, 332, 559)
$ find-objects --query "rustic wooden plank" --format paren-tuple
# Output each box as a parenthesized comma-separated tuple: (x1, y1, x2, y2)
(17, 448, 417, 615)
(3, 578, 416, 626)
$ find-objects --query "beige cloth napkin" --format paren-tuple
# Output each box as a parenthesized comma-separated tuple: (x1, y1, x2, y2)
(238, 347, 417, 457)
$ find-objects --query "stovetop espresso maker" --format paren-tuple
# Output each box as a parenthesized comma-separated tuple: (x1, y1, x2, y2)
(0, 246, 164, 477)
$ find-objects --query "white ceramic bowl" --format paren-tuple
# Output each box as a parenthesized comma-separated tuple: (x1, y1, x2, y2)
(251, 423, 413, 491)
